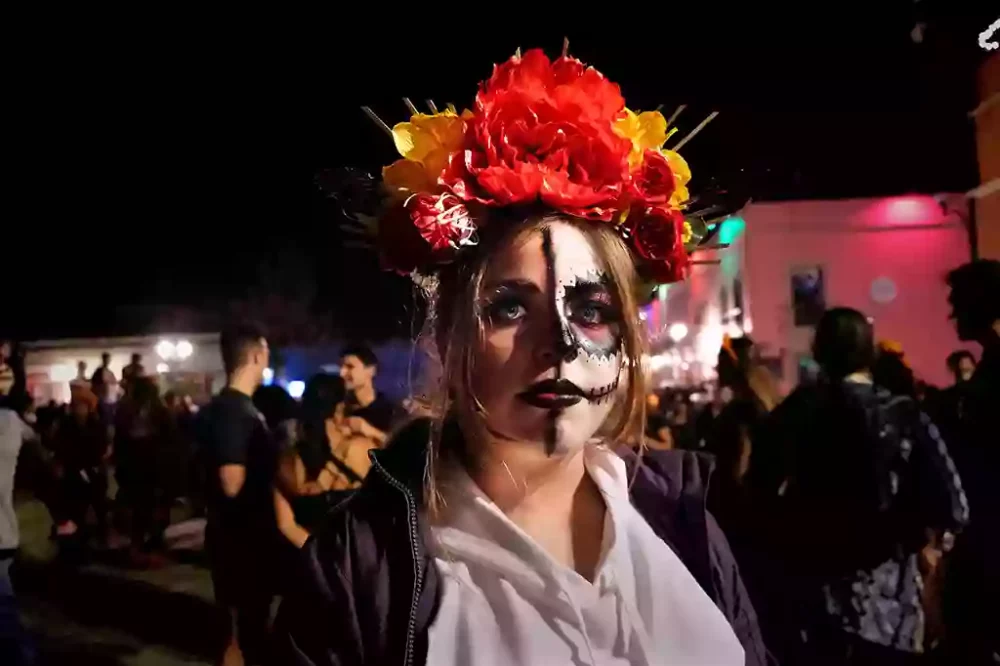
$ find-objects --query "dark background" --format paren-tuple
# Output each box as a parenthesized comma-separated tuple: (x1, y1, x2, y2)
(4, 7, 996, 341)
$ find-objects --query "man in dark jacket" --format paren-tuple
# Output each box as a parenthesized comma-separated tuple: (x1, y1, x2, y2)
(942, 260, 1000, 662)
(274, 418, 768, 666)
(765, 308, 968, 665)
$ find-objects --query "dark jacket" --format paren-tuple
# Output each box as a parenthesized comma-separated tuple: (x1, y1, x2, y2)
(275, 419, 768, 666)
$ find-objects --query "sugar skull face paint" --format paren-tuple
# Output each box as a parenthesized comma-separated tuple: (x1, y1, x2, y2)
(471, 220, 624, 455)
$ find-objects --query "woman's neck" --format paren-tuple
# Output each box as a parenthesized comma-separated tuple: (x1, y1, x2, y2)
(459, 433, 606, 580)
(465, 437, 587, 513)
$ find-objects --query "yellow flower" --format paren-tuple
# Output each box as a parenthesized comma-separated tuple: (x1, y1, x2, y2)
(383, 111, 468, 199)
(682, 221, 693, 244)
(614, 108, 673, 169)
(663, 150, 691, 208)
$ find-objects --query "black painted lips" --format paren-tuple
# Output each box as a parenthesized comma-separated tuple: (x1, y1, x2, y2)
(517, 378, 584, 409)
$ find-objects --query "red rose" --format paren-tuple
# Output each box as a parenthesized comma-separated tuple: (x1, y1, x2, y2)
(629, 150, 676, 206)
(377, 193, 477, 274)
(625, 207, 691, 283)
(441, 49, 632, 221)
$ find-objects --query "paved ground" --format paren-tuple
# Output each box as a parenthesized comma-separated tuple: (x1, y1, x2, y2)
(13, 497, 219, 665)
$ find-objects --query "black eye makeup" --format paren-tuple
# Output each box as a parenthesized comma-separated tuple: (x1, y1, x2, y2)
(564, 283, 620, 329)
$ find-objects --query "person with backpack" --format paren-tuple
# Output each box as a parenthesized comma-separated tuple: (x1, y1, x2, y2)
(764, 308, 968, 665)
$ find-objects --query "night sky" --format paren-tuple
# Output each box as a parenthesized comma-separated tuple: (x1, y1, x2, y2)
(5, 8, 995, 342)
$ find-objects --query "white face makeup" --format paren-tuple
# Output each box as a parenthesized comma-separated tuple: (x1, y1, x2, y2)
(471, 221, 624, 455)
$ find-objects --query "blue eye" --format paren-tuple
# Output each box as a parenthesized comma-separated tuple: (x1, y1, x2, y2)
(487, 298, 527, 325)
(569, 300, 617, 328)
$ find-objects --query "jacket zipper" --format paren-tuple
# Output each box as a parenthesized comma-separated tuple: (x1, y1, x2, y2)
(372, 456, 423, 666)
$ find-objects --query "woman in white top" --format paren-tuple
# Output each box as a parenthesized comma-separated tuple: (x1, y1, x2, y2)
(276, 46, 766, 666)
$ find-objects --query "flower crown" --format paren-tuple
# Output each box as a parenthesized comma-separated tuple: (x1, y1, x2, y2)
(349, 46, 727, 285)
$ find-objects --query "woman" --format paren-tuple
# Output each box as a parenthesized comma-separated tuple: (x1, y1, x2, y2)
(276, 48, 765, 665)
(273, 373, 359, 548)
(115, 376, 174, 563)
(50, 389, 110, 549)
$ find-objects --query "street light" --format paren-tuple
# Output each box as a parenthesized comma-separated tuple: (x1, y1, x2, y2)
(156, 340, 176, 360)
(175, 339, 194, 360)
(668, 322, 689, 343)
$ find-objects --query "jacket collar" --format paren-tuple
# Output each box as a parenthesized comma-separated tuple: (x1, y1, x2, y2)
(371, 417, 715, 512)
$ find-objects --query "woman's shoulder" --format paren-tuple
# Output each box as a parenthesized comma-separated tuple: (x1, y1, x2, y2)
(618, 445, 715, 503)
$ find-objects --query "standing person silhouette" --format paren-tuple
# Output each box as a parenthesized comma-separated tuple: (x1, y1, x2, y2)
(199, 324, 277, 666)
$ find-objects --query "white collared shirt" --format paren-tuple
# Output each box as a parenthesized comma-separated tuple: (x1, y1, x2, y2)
(426, 445, 744, 665)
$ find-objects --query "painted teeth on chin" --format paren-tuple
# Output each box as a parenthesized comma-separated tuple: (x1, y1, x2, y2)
(584, 378, 619, 403)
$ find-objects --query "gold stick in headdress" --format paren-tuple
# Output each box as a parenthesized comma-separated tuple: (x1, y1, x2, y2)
(403, 98, 419, 116)
(562, 37, 570, 57)
(447, 103, 457, 113)
(666, 104, 687, 128)
(426, 99, 439, 114)
(361, 106, 393, 137)
(691, 243, 730, 253)
(671, 111, 718, 151)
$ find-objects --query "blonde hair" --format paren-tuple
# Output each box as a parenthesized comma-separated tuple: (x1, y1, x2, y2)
(413, 213, 649, 516)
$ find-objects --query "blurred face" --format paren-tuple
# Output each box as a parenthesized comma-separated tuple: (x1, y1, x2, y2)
(251, 339, 270, 388)
(471, 222, 624, 456)
(958, 356, 976, 382)
(340, 355, 375, 392)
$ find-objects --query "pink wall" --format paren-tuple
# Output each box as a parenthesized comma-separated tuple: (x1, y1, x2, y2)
(743, 195, 974, 389)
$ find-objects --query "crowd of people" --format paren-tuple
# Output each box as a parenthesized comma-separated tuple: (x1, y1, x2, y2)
(640, 260, 999, 664)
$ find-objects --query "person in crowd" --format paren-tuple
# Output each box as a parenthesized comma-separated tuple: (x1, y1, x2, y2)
(945, 350, 976, 386)
(120, 353, 145, 395)
(199, 323, 277, 666)
(872, 339, 917, 398)
(51, 389, 111, 552)
(336, 345, 395, 447)
(0, 342, 14, 399)
(273, 373, 352, 549)
(276, 50, 765, 664)
(1, 391, 39, 665)
(694, 383, 731, 449)
(115, 376, 175, 564)
(251, 384, 298, 452)
(763, 307, 968, 664)
(69, 360, 90, 399)
(941, 260, 1000, 663)
(643, 391, 673, 449)
(705, 335, 780, 543)
(666, 390, 697, 450)
(90, 352, 118, 405)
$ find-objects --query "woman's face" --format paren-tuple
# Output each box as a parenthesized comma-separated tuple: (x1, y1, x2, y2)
(471, 221, 624, 455)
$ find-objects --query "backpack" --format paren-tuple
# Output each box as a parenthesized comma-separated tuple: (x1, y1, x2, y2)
(778, 382, 924, 578)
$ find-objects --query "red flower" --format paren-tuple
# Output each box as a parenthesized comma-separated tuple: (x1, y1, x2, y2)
(629, 150, 676, 206)
(625, 207, 691, 283)
(377, 193, 477, 274)
(441, 49, 633, 221)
